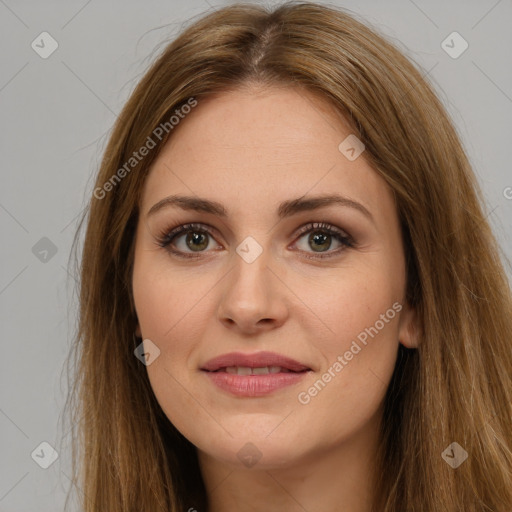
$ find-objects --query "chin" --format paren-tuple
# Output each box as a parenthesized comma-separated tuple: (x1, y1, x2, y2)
(203, 441, 304, 470)
(192, 424, 310, 470)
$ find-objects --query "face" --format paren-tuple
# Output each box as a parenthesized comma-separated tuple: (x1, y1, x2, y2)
(132, 85, 417, 470)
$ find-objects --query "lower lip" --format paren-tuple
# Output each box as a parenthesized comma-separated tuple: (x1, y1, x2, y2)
(202, 370, 309, 397)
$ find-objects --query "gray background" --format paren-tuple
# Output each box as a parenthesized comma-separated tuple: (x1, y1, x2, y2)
(1, 0, 511, 510)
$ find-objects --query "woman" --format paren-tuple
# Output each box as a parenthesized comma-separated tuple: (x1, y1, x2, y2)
(66, 2, 512, 511)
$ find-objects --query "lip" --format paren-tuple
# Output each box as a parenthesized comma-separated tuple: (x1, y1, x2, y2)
(200, 351, 312, 397)
(201, 351, 311, 372)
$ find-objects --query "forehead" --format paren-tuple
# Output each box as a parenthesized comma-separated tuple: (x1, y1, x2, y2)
(163, 85, 353, 157)
(141, 86, 394, 223)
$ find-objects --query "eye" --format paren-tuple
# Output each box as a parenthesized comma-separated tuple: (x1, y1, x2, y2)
(155, 223, 221, 258)
(291, 221, 354, 260)
(155, 221, 355, 260)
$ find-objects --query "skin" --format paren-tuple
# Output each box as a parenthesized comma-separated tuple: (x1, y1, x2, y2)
(132, 85, 418, 512)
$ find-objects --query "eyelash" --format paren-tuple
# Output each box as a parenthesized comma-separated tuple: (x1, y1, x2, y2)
(154, 221, 355, 260)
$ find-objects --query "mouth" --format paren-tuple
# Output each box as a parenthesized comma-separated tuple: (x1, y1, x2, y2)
(200, 351, 312, 397)
(207, 366, 309, 375)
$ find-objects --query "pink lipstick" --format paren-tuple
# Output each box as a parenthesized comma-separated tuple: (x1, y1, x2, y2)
(200, 351, 311, 397)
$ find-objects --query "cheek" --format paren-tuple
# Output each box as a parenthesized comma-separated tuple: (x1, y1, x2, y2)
(132, 247, 205, 337)
(131, 257, 215, 440)
(294, 268, 402, 411)
(299, 264, 402, 353)
(290, 290, 401, 454)
(132, 250, 224, 388)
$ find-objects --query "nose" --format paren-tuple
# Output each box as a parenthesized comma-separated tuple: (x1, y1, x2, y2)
(216, 250, 289, 335)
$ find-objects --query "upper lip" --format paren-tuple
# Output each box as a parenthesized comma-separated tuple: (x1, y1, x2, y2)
(201, 351, 311, 372)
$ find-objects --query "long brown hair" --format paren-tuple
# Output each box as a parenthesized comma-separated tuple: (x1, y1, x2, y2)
(64, 2, 512, 510)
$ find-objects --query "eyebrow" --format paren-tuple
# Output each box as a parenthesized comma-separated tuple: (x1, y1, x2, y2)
(147, 193, 374, 223)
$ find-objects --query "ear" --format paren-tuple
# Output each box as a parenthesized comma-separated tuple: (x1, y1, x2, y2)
(397, 302, 419, 349)
(135, 323, 142, 338)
